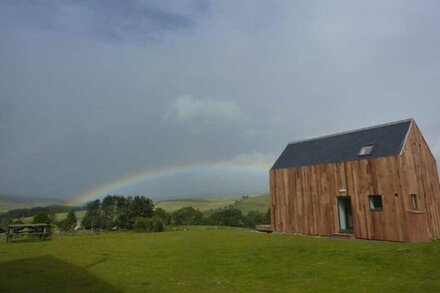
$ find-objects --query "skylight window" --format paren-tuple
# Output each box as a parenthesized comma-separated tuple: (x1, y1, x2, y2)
(359, 144, 374, 156)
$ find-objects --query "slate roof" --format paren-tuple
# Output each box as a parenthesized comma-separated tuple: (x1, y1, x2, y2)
(272, 119, 413, 169)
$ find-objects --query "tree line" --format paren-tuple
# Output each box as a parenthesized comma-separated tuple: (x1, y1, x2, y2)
(81, 195, 155, 230)
(160, 206, 270, 228)
(79, 195, 270, 231)
(1, 195, 270, 232)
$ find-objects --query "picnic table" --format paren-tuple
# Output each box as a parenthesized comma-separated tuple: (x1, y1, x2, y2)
(6, 223, 50, 242)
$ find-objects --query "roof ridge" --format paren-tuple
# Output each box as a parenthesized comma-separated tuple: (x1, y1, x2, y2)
(288, 118, 414, 145)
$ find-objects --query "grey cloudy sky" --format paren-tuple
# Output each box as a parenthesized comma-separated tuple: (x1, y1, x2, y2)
(1, 0, 439, 202)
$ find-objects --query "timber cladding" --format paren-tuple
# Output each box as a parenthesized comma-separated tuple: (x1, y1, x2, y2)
(270, 119, 440, 242)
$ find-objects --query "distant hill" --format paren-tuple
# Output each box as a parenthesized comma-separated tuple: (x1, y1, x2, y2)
(156, 194, 269, 214)
(230, 194, 270, 214)
(0, 194, 63, 213)
(20, 210, 87, 224)
(156, 197, 237, 212)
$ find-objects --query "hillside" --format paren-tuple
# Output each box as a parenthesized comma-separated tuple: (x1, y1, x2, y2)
(156, 194, 270, 214)
(231, 194, 270, 214)
(156, 197, 237, 212)
(0, 194, 63, 213)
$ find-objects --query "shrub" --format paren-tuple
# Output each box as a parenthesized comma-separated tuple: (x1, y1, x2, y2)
(133, 217, 149, 232)
(208, 209, 244, 227)
(134, 216, 164, 232)
(244, 210, 267, 228)
(12, 218, 24, 225)
(151, 216, 165, 232)
(264, 208, 271, 224)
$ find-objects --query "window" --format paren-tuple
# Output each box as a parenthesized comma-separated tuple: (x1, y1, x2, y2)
(359, 144, 374, 156)
(411, 194, 418, 210)
(369, 195, 383, 211)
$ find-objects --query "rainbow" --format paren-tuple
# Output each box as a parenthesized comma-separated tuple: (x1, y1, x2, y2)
(66, 160, 269, 206)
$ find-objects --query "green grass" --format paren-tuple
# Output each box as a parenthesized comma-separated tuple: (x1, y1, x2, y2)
(156, 198, 237, 212)
(1, 228, 440, 292)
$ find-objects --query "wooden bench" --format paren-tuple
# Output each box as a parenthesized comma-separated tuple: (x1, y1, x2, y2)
(6, 224, 50, 242)
(256, 225, 273, 233)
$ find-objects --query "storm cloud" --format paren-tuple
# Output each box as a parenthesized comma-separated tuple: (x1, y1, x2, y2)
(0, 1, 439, 201)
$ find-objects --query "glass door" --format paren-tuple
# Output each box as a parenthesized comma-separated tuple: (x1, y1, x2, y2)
(337, 196, 353, 233)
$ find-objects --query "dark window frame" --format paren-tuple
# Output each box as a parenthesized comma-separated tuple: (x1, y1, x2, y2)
(368, 195, 383, 211)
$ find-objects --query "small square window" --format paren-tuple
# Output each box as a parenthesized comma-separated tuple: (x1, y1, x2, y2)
(411, 194, 418, 210)
(359, 144, 374, 156)
(369, 195, 383, 211)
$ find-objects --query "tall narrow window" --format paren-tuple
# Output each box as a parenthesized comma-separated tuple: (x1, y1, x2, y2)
(369, 195, 383, 211)
(411, 194, 418, 210)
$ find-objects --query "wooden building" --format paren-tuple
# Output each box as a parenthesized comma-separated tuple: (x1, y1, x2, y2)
(270, 119, 440, 242)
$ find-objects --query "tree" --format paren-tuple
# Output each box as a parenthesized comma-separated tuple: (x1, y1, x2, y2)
(58, 210, 78, 232)
(82, 199, 101, 229)
(114, 196, 131, 229)
(154, 208, 171, 225)
(130, 196, 154, 219)
(82, 195, 155, 230)
(66, 209, 77, 225)
(171, 207, 203, 225)
(133, 217, 151, 232)
(100, 195, 117, 229)
(0, 214, 12, 229)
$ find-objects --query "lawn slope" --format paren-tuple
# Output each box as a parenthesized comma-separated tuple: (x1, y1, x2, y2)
(1, 228, 439, 292)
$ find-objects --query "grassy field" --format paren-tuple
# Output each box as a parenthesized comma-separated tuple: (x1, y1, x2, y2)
(1, 228, 440, 292)
(155, 198, 237, 212)
(156, 194, 269, 214)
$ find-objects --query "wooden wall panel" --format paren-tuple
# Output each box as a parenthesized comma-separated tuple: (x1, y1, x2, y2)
(402, 122, 440, 240)
(270, 121, 440, 242)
